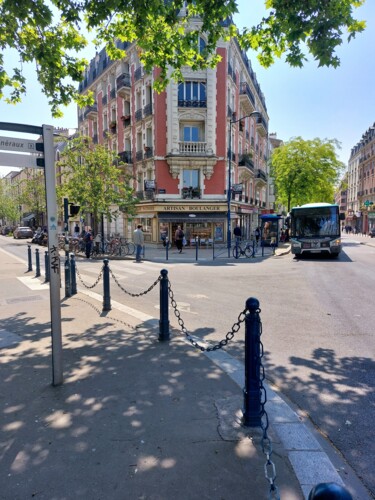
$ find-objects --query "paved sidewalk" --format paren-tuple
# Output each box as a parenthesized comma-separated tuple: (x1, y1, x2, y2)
(0, 246, 368, 500)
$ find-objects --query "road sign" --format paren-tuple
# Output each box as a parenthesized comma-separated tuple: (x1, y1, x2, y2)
(0, 151, 44, 168)
(0, 135, 44, 153)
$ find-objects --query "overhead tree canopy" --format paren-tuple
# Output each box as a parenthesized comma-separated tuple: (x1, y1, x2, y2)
(0, 0, 366, 116)
(270, 137, 345, 212)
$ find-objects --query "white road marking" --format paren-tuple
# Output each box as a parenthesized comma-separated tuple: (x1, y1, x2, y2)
(17, 276, 49, 290)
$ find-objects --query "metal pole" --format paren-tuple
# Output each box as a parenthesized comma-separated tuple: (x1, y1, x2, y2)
(43, 124, 63, 386)
(166, 238, 169, 261)
(27, 244, 32, 272)
(243, 297, 262, 427)
(63, 197, 71, 298)
(195, 237, 199, 261)
(70, 253, 77, 295)
(44, 251, 50, 283)
(159, 269, 170, 341)
(102, 259, 111, 311)
(64, 254, 71, 298)
(227, 120, 232, 257)
(35, 248, 41, 277)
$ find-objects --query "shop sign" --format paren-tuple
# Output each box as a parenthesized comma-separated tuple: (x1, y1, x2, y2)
(144, 180, 156, 190)
(160, 204, 224, 212)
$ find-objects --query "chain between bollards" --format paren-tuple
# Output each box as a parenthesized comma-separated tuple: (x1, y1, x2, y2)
(159, 269, 170, 341)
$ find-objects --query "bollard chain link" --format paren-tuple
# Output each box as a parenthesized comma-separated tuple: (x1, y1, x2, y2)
(168, 279, 246, 351)
(76, 264, 103, 289)
(255, 312, 279, 500)
(110, 268, 162, 297)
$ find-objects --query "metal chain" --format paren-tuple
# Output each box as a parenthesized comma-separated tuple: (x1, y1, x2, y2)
(75, 264, 103, 289)
(168, 279, 246, 351)
(110, 268, 162, 297)
(256, 314, 279, 500)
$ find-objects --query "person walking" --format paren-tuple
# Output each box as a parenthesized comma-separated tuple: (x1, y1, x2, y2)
(84, 228, 93, 258)
(233, 224, 242, 243)
(175, 225, 184, 253)
(133, 224, 144, 262)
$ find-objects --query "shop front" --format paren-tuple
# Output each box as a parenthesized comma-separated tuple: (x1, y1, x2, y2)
(134, 202, 228, 245)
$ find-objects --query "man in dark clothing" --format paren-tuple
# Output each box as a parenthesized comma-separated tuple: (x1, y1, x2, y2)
(175, 225, 184, 253)
(85, 228, 93, 258)
(233, 224, 242, 243)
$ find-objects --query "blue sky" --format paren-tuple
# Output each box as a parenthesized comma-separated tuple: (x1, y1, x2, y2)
(1, 0, 374, 176)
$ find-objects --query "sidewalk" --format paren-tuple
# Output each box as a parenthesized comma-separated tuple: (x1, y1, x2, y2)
(0, 246, 367, 500)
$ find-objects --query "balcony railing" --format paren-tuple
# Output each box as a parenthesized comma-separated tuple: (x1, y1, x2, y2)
(239, 82, 256, 115)
(110, 88, 116, 100)
(121, 115, 131, 127)
(136, 150, 143, 161)
(103, 128, 109, 138)
(93, 134, 98, 144)
(118, 151, 133, 164)
(144, 146, 153, 158)
(84, 104, 98, 119)
(135, 109, 143, 122)
(116, 73, 131, 96)
(136, 190, 155, 200)
(102, 95, 108, 106)
(182, 187, 201, 199)
(143, 103, 153, 117)
(239, 154, 254, 172)
(179, 141, 206, 154)
(178, 99, 207, 108)
(134, 67, 143, 82)
(257, 169, 267, 182)
(256, 114, 268, 137)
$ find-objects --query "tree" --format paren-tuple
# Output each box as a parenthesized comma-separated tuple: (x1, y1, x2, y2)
(0, 178, 20, 225)
(0, 0, 366, 116)
(56, 137, 136, 232)
(270, 137, 344, 212)
(19, 169, 46, 227)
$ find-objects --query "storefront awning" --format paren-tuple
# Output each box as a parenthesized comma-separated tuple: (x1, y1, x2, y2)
(22, 213, 35, 221)
(158, 212, 226, 223)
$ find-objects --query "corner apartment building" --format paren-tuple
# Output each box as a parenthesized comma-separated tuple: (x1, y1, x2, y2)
(347, 123, 375, 233)
(77, 17, 269, 245)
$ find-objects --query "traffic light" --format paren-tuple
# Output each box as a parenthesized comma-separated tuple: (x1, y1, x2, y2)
(69, 204, 80, 216)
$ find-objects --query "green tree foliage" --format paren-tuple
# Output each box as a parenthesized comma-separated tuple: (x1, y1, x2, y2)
(0, 178, 20, 224)
(0, 0, 366, 116)
(19, 169, 46, 227)
(270, 137, 345, 211)
(56, 137, 136, 232)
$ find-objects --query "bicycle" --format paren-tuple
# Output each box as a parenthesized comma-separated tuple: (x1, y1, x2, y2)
(232, 240, 255, 259)
(120, 238, 135, 256)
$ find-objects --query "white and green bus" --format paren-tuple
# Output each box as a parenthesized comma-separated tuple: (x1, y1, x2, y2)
(290, 203, 345, 258)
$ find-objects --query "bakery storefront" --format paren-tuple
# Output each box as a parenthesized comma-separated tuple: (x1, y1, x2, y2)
(134, 203, 229, 245)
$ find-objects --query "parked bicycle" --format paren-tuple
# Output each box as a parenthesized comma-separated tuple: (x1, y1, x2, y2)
(120, 238, 135, 256)
(232, 240, 256, 259)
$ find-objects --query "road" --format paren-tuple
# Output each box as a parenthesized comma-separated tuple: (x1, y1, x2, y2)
(2, 234, 375, 497)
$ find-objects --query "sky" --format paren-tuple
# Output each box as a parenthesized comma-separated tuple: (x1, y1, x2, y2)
(1, 0, 374, 176)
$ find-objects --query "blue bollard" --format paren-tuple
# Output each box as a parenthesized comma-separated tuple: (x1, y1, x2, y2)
(44, 251, 50, 283)
(64, 254, 71, 298)
(242, 297, 262, 427)
(27, 244, 32, 272)
(102, 259, 111, 311)
(70, 253, 77, 295)
(159, 269, 170, 341)
(35, 248, 41, 277)
(195, 238, 199, 261)
(308, 482, 353, 500)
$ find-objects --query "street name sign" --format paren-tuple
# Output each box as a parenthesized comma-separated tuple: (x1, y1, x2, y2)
(0, 135, 44, 153)
(0, 151, 44, 168)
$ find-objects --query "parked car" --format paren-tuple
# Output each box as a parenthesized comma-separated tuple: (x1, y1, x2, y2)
(369, 227, 375, 238)
(13, 226, 34, 239)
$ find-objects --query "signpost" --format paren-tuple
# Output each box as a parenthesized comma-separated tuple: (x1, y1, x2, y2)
(0, 122, 63, 386)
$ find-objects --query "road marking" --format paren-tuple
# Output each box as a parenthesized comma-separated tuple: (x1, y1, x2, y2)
(17, 276, 49, 290)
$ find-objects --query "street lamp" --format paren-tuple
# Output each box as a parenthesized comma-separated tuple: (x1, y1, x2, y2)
(227, 111, 261, 256)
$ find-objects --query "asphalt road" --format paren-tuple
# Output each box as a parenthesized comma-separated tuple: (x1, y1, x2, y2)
(2, 235, 375, 497)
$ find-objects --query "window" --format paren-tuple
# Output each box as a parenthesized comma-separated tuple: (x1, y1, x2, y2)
(183, 169, 200, 188)
(178, 81, 206, 106)
(183, 126, 200, 142)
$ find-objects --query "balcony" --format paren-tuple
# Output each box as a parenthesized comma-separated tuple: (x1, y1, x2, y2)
(182, 187, 201, 199)
(239, 82, 256, 115)
(256, 114, 268, 137)
(102, 95, 108, 106)
(116, 73, 131, 97)
(118, 151, 132, 164)
(134, 67, 143, 82)
(238, 154, 255, 173)
(93, 134, 98, 144)
(135, 109, 143, 122)
(103, 128, 109, 138)
(109, 121, 117, 133)
(121, 115, 131, 127)
(84, 104, 98, 119)
(178, 99, 207, 108)
(143, 103, 152, 118)
(179, 141, 206, 155)
(144, 146, 153, 158)
(110, 88, 116, 101)
(136, 150, 143, 162)
(256, 169, 268, 183)
(136, 190, 155, 200)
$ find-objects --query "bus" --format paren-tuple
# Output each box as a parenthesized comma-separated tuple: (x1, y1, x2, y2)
(290, 203, 345, 258)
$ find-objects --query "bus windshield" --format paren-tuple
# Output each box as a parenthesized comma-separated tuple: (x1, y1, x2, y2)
(291, 206, 340, 238)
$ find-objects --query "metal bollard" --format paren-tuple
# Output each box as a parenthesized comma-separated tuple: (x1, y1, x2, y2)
(70, 253, 77, 295)
(27, 244, 32, 272)
(35, 248, 41, 277)
(242, 297, 262, 427)
(44, 251, 50, 283)
(64, 254, 71, 298)
(165, 239, 169, 261)
(102, 259, 111, 311)
(195, 238, 199, 261)
(159, 269, 170, 341)
(308, 483, 353, 500)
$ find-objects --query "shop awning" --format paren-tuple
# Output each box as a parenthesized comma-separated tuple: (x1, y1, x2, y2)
(158, 212, 226, 223)
(22, 213, 35, 221)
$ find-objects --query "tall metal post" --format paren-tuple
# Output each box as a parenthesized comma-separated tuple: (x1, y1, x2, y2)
(63, 197, 71, 298)
(35, 248, 41, 277)
(159, 269, 170, 341)
(44, 251, 50, 283)
(70, 253, 77, 295)
(243, 297, 262, 427)
(27, 244, 32, 272)
(195, 237, 199, 261)
(102, 259, 111, 311)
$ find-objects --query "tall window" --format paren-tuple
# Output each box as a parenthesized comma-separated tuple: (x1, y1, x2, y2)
(178, 81, 206, 106)
(183, 169, 200, 188)
(183, 125, 200, 142)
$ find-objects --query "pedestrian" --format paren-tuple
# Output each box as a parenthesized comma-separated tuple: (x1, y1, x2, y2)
(84, 228, 93, 258)
(254, 226, 260, 243)
(74, 223, 80, 237)
(233, 224, 242, 243)
(133, 224, 144, 262)
(175, 225, 184, 253)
